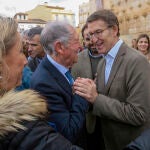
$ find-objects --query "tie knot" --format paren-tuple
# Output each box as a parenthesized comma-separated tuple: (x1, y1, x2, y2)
(65, 71, 74, 85)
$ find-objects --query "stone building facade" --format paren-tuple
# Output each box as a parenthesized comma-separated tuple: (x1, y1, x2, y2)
(79, 0, 150, 46)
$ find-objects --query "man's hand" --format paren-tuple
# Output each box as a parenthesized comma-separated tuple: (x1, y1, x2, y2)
(73, 77, 98, 103)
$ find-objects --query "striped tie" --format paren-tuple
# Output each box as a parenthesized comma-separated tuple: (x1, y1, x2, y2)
(65, 70, 74, 85)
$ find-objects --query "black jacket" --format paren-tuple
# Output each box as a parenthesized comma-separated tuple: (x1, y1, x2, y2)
(124, 129, 150, 150)
(28, 57, 42, 72)
(0, 90, 83, 150)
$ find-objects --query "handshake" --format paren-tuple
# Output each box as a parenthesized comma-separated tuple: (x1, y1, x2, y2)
(73, 77, 98, 103)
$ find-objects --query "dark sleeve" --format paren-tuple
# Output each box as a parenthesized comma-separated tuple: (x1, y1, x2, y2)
(14, 120, 84, 150)
(123, 129, 150, 150)
(30, 73, 89, 143)
(28, 58, 39, 72)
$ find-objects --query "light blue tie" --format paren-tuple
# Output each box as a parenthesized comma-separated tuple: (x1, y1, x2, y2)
(65, 70, 74, 85)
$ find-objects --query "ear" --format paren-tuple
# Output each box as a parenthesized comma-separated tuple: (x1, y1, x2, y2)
(54, 40, 64, 54)
(112, 25, 118, 37)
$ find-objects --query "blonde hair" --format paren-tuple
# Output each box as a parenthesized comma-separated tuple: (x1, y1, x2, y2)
(0, 16, 18, 91)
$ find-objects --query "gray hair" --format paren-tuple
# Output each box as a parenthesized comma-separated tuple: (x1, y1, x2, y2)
(40, 21, 72, 54)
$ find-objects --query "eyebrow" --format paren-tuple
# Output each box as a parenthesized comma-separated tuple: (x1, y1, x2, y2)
(28, 43, 40, 46)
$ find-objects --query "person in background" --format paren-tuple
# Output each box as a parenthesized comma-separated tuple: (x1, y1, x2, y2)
(30, 21, 89, 149)
(21, 29, 29, 58)
(131, 38, 137, 49)
(136, 33, 150, 62)
(71, 23, 104, 150)
(0, 15, 83, 150)
(27, 26, 45, 72)
(73, 9, 150, 150)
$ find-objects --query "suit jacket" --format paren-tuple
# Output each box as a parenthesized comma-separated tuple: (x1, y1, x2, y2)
(72, 49, 93, 79)
(28, 57, 41, 72)
(72, 49, 102, 133)
(30, 56, 89, 144)
(94, 43, 150, 150)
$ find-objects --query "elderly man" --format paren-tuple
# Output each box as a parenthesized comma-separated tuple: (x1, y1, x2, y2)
(30, 21, 89, 149)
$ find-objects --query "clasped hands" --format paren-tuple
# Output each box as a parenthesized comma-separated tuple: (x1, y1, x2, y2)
(73, 77, 98, 103)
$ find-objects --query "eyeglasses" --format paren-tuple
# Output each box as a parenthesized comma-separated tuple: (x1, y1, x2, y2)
(88, 26, 112, 40)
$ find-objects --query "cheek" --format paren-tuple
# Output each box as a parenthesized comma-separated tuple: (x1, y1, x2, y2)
(12, 63, 23, 83)
(72, 52, 78, 62)
(11, 58, 25, 76)
(9, 63, 22, 78)
(145, 43, 149, 47)
(137, 43, 141, 48)
(5, 70, 21, 90)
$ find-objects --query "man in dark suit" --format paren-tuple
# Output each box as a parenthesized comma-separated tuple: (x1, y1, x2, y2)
(73, 9, 150, 150)
(27, 26, 45, 72)
(30, 21, 89, 149)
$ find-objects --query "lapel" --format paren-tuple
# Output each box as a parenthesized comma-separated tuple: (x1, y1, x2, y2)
(82, 50, 93, 79)
(79, 49, 93, 79)
(42, 56, 73, 95)
(105, 43, 126, 94)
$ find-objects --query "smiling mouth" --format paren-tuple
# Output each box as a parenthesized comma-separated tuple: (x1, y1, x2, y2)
(96, 42, 104, 49)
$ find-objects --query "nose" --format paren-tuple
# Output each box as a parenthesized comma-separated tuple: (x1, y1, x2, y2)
(89, 39, 93, 46)
(28, 43, 33, 50)
(28, 46, 32, 55)
(90, 35, 98, 44)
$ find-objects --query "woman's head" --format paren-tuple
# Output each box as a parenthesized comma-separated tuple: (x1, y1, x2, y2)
(137, 34, 150, 55)
(0, 16, 27, 92)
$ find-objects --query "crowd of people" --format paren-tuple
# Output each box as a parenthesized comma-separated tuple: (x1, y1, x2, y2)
(0, 15, 84, 150)
(0, 9, 150, 150)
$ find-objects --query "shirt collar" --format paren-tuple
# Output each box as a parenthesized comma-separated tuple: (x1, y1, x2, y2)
(47, 54, 68, 75)
(105, 39, 123, 59)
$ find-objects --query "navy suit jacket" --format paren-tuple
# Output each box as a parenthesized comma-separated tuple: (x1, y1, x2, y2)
(30, 56, 89, 143)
